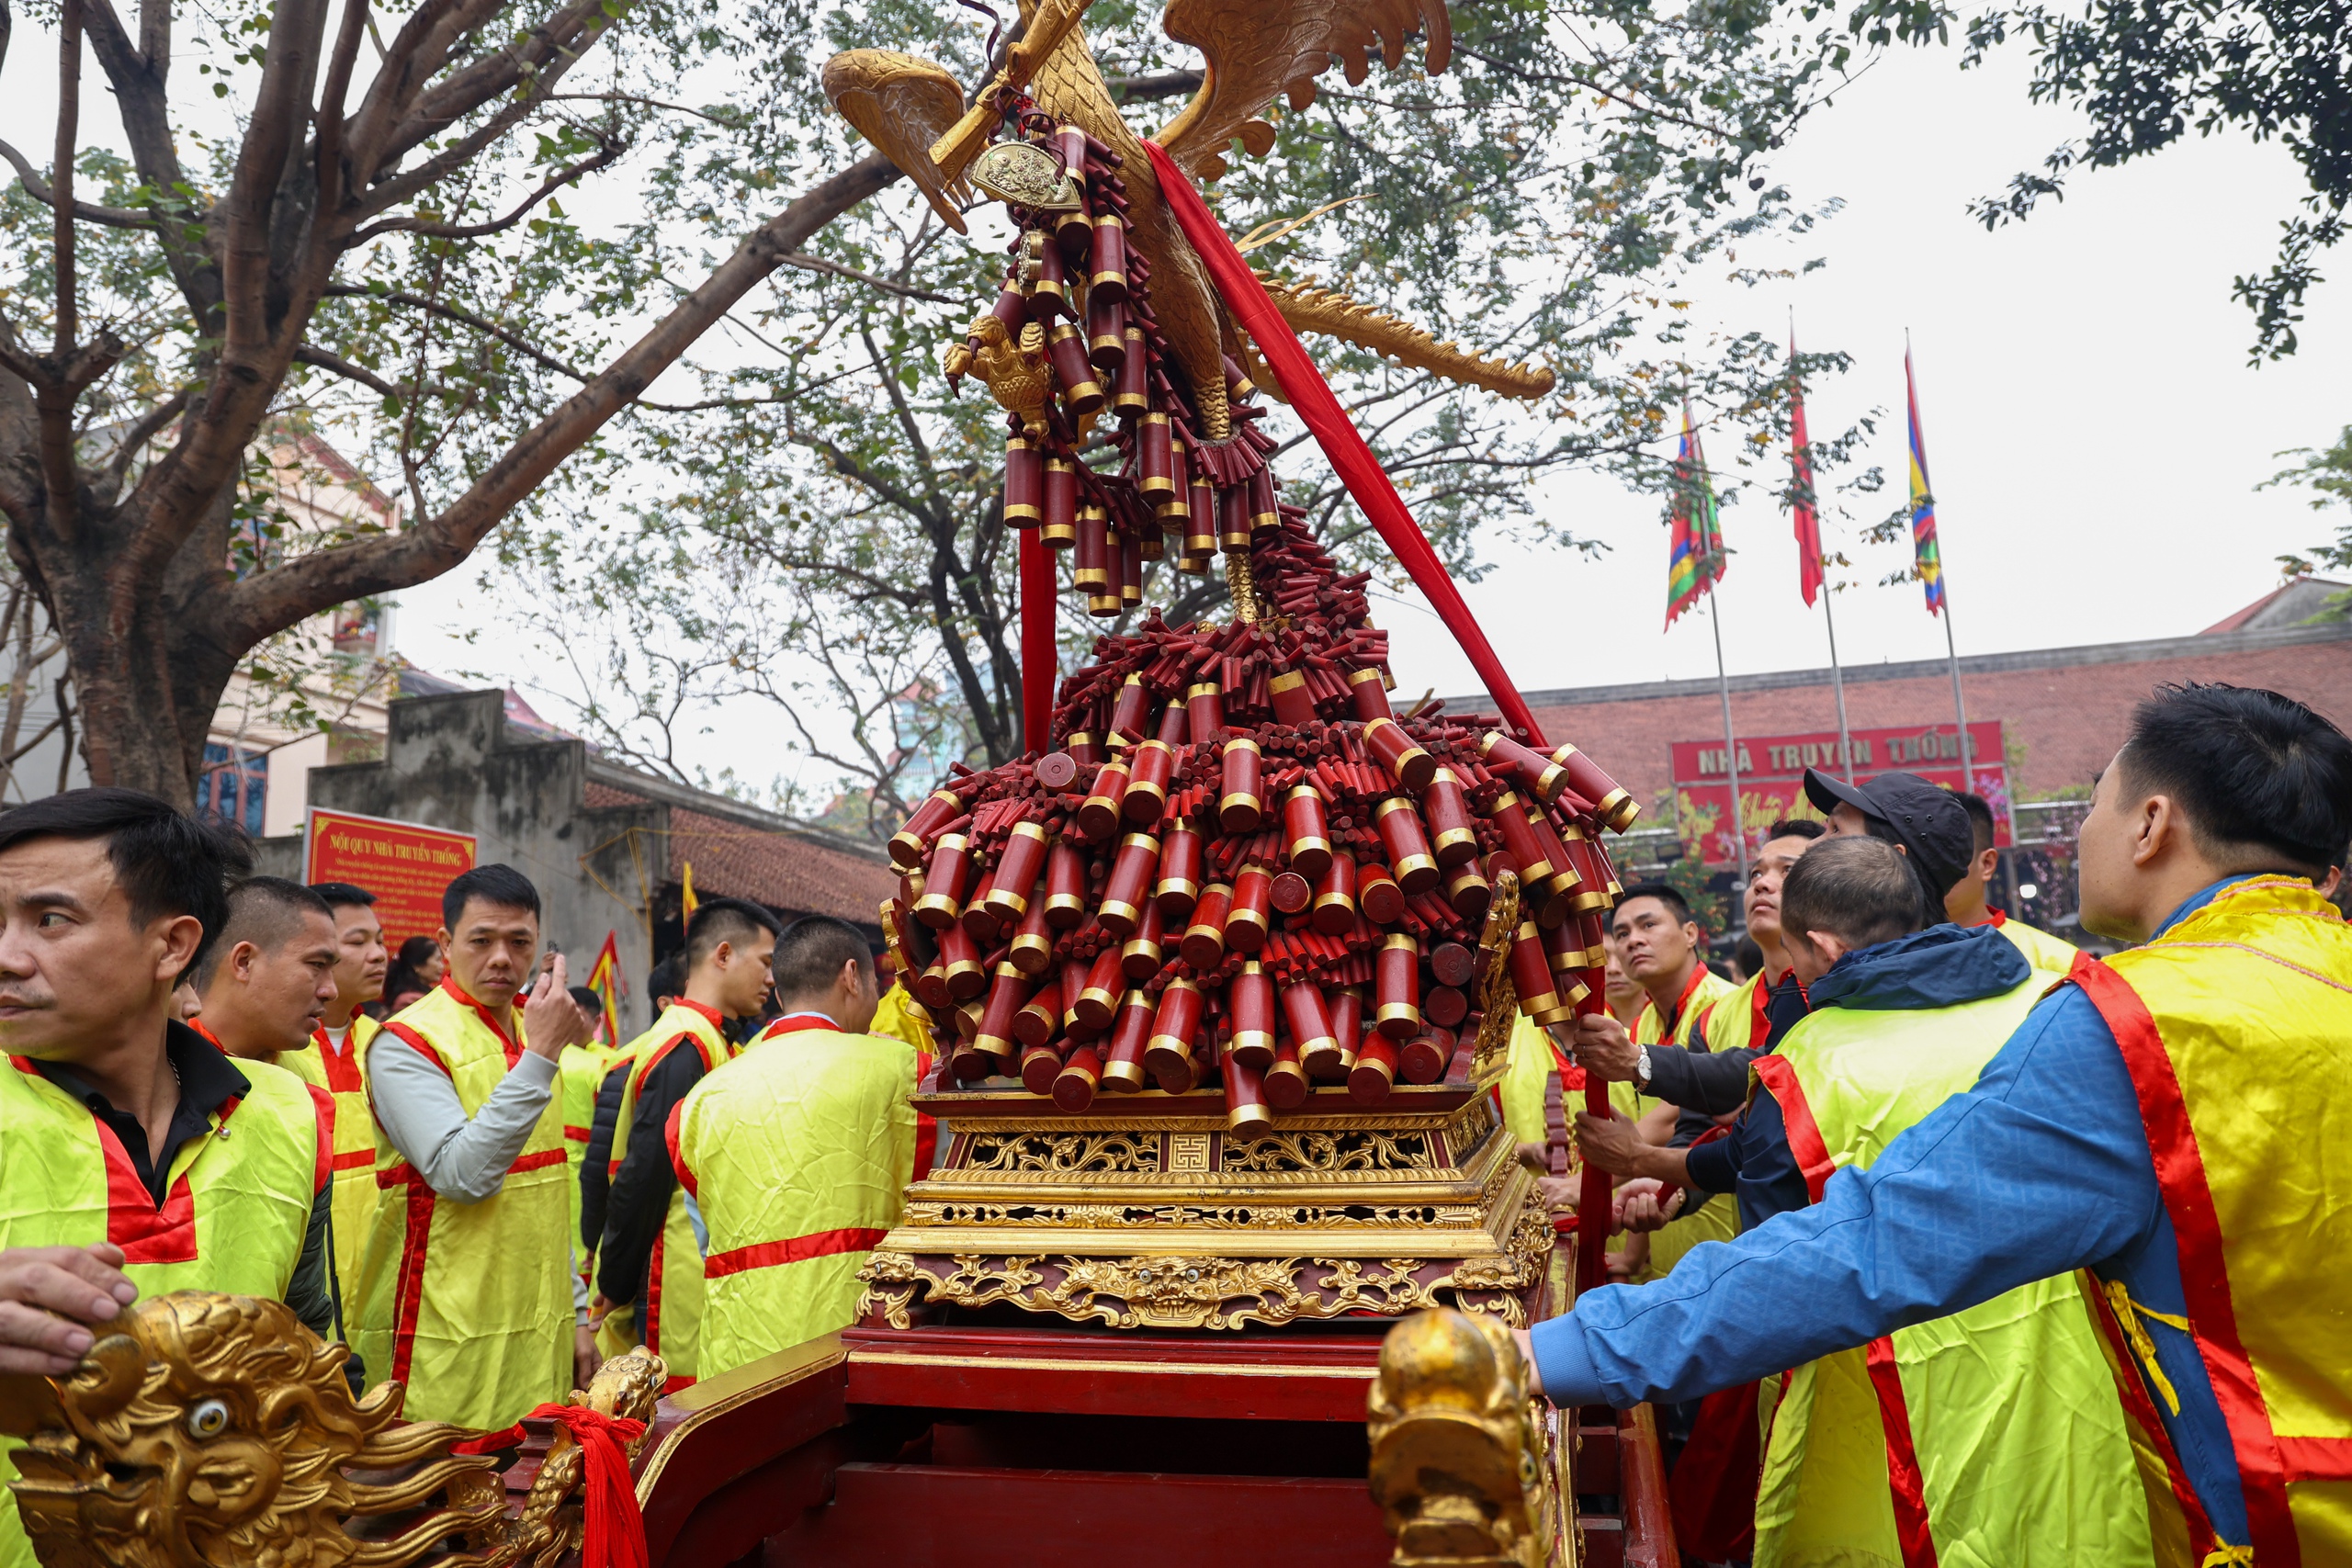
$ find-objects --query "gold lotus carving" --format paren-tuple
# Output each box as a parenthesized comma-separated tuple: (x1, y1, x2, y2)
(964, 1130, 1160, 1175)
(1221, 1128, 1434, 1174)
(858, 1202, 1550, 1332)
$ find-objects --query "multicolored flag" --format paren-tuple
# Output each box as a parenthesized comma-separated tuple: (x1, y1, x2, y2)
(1905, 346, 1946, 615)
(584, 931, 623, 1047)
(1790, 332, 1824, 606)
(1665, 400, 1724, 628)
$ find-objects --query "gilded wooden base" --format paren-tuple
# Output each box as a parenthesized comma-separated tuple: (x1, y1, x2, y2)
(858, 1084, 1548, 1332)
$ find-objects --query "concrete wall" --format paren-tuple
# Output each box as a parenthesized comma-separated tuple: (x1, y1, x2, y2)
(254, 689, 667, 1004)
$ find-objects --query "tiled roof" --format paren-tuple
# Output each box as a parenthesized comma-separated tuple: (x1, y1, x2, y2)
(582, 780, 649, 810)
(1509, 625, 2352, 809)
(2199, 577, 2348, 635)
(581, 772, 896, 924)
(663, 805, 897, 925)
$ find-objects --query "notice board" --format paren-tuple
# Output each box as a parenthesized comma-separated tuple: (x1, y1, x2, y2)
(303, 807, 478, 949)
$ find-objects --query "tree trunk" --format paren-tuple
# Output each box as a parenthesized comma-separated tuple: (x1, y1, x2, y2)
(41, 491, 238, 809)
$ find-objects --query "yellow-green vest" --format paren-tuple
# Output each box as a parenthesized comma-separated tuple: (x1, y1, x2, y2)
(557, 1038, 616, 1252)
(282, 1012, 381, 1308)
(352, 980, 571, 1430)
(673, 1018, 916, 1379)
(594, 1000, 732, 1385)
(1634, 964, 1737, 1279)
(0, 1045, 322, 1568)
(2068, 876, 2352, 1567)
(1985, 908, 2077, 978)
(1750, 975, 2151, 1568)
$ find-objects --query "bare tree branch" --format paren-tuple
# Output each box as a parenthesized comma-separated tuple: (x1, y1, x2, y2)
(781, 251, 958, 304)
(100, 386, 188, 483)
(294, 344, 401, 397)
(0, 140, 158, 229)
(321, 283, 592, 381)
(216, 151, 904, 649)
(355, 134, 623, 242)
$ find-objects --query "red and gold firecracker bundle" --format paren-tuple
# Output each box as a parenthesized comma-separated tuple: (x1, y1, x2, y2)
(885, 117, 1638, 1138)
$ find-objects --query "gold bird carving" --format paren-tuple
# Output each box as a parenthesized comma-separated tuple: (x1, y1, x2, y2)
(950, 313, 1057, 435)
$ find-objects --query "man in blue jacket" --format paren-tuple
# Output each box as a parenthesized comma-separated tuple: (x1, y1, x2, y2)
(1522, 682, 2352, 1565)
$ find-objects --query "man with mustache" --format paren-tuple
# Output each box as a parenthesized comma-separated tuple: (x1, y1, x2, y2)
(0, 791, 335, 1568)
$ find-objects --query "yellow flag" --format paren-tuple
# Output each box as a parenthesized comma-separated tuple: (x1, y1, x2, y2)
(682, 862, 699, 922)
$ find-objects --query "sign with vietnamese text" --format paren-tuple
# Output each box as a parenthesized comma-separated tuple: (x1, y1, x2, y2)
(1670, 720, 2010, 867)
(304, 807, 478, 948)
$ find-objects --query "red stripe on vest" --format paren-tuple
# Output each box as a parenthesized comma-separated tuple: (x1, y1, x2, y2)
(303, 1083, 334, 1196)
(2277, 1436, 2352, 1483)
(378, 1144, 568, 1188)
(665, 1099, 695, 1200)
(564, 1125, 592, 1143)
(2083, 1272, 2219, 1548)
(1863, 1336, 1942, 1568)
(332, 1148, 377, 1171)
(1757, 1051, 1939, 1568)
(2066, 951, 2301, 1566)
(98, 1126, 198, 1265)
(389, 1179, 436, 1386)
(438, 977, 523, 1067)
(1748, 1055, 1838, 1203)
(645, 1228, 665, 1355)
(759, 1014, 842, 1040)
(378, 1021, 451, 1077)
(311, 1026, 366, 1094)
(704, 1226, 888, 1279)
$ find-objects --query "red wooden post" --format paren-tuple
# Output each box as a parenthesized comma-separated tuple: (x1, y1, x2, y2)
(1020, 527, 1057, 752)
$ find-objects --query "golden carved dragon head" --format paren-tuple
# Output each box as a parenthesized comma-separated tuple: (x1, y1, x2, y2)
(0, 1292, 663, 1568)
(1367, 1308, 1557, 1567)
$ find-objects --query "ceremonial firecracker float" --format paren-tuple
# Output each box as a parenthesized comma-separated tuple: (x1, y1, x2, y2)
(0, 2, 1677, 1565)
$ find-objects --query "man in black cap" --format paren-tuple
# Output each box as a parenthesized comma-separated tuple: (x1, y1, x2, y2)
(1802, 767, 1976, 925)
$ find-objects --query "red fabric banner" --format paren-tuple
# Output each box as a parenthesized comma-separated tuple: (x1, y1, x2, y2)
(1791, 330, 1824, 606)
(1143, 141, 1548, 748)
(1020, 526, 1057, 753)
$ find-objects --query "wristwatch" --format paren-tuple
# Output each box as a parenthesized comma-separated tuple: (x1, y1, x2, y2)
(1635, 1042, 1653, 1088)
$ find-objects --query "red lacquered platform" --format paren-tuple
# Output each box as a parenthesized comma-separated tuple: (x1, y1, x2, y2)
(629, 1321, 1674, 1567)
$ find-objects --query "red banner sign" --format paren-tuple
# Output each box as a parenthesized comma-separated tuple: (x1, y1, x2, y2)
(1670, 720, 2011, 867)
(303, 807, 478, 949)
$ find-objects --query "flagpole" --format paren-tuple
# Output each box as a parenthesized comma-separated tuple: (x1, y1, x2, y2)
(1707, 590, 1749, 889)
(1942, 596, 1971, 775)
(1822, 579, 1856, 784)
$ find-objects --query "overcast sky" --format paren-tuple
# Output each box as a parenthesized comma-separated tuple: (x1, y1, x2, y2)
(6, 18, 2339, 798)
(415, 37, 2350, 789)
(1364, 41, 2351, 711)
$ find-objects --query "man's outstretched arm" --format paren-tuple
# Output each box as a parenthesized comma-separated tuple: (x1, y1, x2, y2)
(1528, 988, 2163, 1406)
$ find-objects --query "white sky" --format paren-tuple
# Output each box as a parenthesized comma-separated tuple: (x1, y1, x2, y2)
(1369, 42, 2351, 703)
(4, 21, 2343, 797)
(421, 39, 2345, 789)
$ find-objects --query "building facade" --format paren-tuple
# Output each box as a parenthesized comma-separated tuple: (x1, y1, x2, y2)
(254, 687, 899, 1030)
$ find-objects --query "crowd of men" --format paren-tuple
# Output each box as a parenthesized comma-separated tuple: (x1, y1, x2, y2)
(0, 679, 2340, 1568)
(1506, 681, 2352, 1567)
(0, 794, 930, 1561)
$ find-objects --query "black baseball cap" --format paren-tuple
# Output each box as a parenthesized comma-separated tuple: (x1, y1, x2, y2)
(1802, 768, 1975, 898)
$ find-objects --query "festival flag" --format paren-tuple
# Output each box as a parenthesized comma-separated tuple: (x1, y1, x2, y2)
(1664, 400, 1724, 628)
(584, 931, 623, 1046)
(1790, 332, 1824, 606)
(681, 862, 699, 922)
(1905, 345, 1946, 615)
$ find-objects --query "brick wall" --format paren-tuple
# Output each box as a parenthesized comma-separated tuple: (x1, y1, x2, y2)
(1495, 622, 2352, 813)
